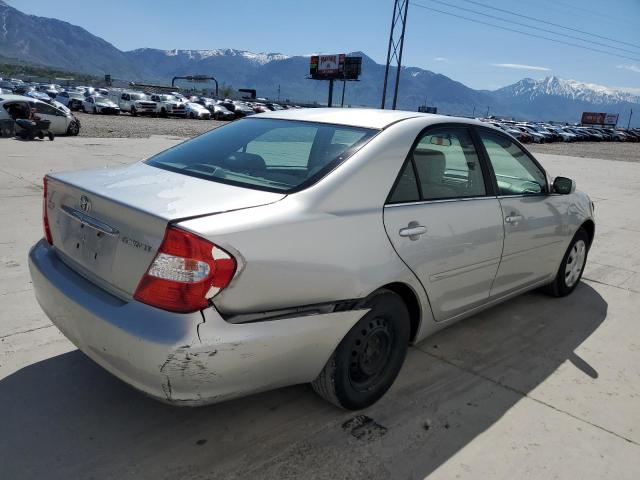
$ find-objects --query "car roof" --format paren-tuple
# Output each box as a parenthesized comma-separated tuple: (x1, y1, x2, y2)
(0, 94, 37, 103)
(254, 107, 485, 130)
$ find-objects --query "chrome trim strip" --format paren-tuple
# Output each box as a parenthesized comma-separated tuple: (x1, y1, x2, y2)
(60, 206, 120, 236)
(385, 196, 498, 208)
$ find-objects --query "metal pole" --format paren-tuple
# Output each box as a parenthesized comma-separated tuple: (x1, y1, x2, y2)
(381, 0, 399, 109)
(328, 79, 334, 107)
(628, 109, 633, 129)
(391, 0, 409, 110)
(486, 106, 490, 117)
(472, 105, 476, 117)
(341, 80, 346, 107)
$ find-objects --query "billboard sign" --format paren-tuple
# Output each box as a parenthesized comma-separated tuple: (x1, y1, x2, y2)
(310, 54, 347, 79)
(581, 112, 619, 126)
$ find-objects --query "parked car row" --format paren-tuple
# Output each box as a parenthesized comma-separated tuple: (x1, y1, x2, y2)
(0, 79, 304, 123)
(481, 118, 640, 143)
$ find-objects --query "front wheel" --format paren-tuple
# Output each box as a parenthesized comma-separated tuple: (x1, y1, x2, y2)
(312, 289, 410, 410)
(543, 228, 589, 297)
(66, 120, 80, 136)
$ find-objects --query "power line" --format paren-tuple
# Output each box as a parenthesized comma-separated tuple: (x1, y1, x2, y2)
(409, 2, 640, 63)
(460, 0, 640, 51)
(425, 0, 640, 56)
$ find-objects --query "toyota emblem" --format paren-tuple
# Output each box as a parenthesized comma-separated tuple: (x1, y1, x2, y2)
(79, 195, 92, 213)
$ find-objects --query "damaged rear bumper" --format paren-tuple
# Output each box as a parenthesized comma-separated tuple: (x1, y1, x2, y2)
(28, 240, 366, 405)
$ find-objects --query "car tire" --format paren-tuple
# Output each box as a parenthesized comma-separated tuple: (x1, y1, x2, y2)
(131, 107, 137, 117)
(542, 228, 589, 297)
(189, 112, 196, 119)
(311, 289, 410, 410)
(93, 107, 97, 114)
(66, 121, 80, 136)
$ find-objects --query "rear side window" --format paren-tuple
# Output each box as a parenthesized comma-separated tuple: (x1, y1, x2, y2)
(388, 127, 486, 203)
(146, 118, 377, 193)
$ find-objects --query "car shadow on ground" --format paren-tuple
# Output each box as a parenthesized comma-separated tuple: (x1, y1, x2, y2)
(0, 282, 607, 480)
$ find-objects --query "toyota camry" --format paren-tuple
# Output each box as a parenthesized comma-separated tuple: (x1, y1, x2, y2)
(29, 108, 594, 409)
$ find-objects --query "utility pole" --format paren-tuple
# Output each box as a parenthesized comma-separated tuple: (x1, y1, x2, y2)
(486, 106, 490, 117)
(381, 0, 409, 110)
(277, 84, 281, 101)
(628, 109, 633, 129)
(472, 105, 476, 117)
(341, 80, 346, 107)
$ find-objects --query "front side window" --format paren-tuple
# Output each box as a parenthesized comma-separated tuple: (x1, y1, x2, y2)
(479, 130, 547, 195)
(388, 127, 486, 203)
(146, 118, 377, 193)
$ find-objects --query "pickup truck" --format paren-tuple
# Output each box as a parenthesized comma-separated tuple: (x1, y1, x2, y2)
(148, 94, 187, 117)
(110, 91, 157, 116)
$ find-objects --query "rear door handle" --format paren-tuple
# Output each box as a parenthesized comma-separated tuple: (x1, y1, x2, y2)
(505, 214, 523, 224)
(399, 222, 427, 240)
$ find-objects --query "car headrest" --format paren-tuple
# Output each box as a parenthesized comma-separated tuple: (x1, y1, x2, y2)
(308, 143, 349, 170)
(225, 152, 266, 171)
(413, 149, 446, 183)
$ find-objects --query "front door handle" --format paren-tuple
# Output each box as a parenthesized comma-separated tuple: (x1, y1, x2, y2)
(399, 221, 427, 240)
(505, 214, 523, 225)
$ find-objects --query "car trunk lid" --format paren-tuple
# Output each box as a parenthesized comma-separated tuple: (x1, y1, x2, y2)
(46, 162, 284, 299)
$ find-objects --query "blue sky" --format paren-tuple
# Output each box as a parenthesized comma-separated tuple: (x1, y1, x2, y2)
(9, 0, 640, 92)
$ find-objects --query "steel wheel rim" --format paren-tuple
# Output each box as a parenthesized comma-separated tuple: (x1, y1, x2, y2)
(565, 239, 586, 287)
(348, 316, 393, 391)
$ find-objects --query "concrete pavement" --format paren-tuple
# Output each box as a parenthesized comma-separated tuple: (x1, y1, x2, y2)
(0, 136, 638, 479)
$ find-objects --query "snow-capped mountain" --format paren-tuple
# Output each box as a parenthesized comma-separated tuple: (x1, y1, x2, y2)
(142, 48, 290, 65)
(1, 0, 638, 125)
(495, 76, 640, 105)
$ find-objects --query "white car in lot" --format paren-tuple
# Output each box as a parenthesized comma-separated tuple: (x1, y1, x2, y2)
(82, 96, 120, 114)
(185, 102, 211, 119)
(55, 91, 85, 111)
(0, 94, 80, 135)
(148, 94, 186, 117)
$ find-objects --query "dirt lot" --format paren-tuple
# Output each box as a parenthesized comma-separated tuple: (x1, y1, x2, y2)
(528, 141, 640, 163)
(73, 112, 639, 163)
(75, 111, 224, 138)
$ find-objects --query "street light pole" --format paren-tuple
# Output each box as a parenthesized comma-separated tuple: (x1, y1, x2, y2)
(628, 109, 633, 129)
(472, 105, 476, 117)
(486, 106, 490, 117)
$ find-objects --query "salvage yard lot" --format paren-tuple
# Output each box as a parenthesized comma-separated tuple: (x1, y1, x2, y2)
(0, 136, 639, 479)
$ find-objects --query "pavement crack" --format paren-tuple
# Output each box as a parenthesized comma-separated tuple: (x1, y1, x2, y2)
(0, 324, 54, 340)
(413, 345, 639, 447)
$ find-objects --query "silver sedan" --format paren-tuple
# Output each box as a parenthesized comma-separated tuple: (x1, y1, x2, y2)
(29, 109, 594, 409)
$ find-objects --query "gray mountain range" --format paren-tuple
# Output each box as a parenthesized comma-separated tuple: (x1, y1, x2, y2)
(0, 0, 637, 125)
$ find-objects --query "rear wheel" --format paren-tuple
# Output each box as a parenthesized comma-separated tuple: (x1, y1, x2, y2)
(312, 289, 410, 410)
(131, 107, 137, 116)
(543, 228, 589, 297)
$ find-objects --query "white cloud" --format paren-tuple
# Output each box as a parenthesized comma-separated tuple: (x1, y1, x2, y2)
(492, 63, 551, 71)
(433, 57, 448, 62)
(617, 64, 640, 73)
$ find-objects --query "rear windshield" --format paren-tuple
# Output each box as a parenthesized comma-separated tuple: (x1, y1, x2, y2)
(146, 118, 378, 193)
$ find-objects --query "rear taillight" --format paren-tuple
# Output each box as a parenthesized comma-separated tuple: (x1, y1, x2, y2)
(133, 226, 236, 313)
(43, 176, 53, 245)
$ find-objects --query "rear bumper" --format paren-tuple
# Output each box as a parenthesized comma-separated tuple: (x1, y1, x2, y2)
(28, 240, 363, 405)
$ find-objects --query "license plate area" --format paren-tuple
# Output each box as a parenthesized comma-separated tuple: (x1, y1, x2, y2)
(57, 206, 119, 270)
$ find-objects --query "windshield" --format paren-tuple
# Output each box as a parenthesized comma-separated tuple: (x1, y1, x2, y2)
(146, 118, 378, 193)
(130, 93, 147, 100)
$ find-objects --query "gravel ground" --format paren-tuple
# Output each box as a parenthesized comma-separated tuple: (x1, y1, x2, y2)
(528, 141, 640, 163)
(75, 111, 226, 138)
(73, 112, 640, 163)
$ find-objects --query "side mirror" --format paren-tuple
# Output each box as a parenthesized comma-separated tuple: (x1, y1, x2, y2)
(553, 176, 576, 195)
